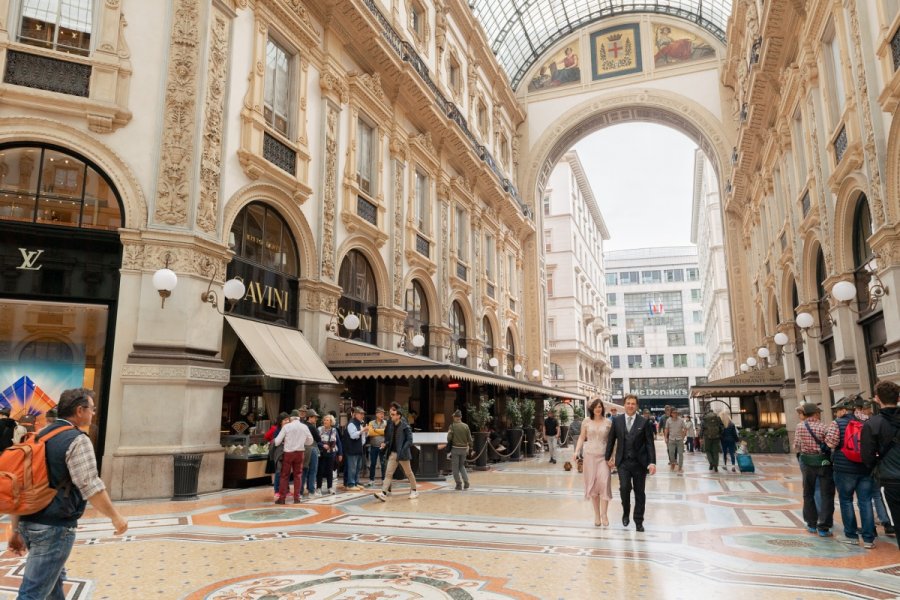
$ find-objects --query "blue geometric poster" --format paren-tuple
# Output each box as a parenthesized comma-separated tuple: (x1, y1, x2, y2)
(0, 362, 83, 421)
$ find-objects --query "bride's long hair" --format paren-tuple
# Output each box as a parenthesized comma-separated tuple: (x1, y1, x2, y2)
(588, 398, 605, 420)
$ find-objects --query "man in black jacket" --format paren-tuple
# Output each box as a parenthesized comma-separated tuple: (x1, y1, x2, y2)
(861, 380, 900, 550)
(0, 406, 17, 451)
(605, 394, 657, 532)
(374, 402, 418, 501)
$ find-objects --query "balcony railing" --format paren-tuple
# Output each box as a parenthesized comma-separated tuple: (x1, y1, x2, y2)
(834, 125, 848, 164)
(415, 233, 430, 258)
(4, 50, 90, 97)
(891, 26, 900, 71)
(357, 195, 377, 226)
(263, 132, 296, 175)
(360, 0, 528, 218)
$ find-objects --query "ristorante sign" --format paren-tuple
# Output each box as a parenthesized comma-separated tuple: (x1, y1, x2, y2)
(226, 258, 298, 327)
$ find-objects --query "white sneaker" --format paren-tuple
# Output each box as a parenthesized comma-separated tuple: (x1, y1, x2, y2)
(374, 491, 387, 502)
(314, 489, 322, 497)
(328, 487, 336, 495)
(409, 490, 419, 499)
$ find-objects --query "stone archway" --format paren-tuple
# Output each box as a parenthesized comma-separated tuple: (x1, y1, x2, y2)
(522, 89, 733, 203)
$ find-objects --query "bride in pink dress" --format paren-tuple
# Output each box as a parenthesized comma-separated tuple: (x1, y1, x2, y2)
(573, 398, 613, 526)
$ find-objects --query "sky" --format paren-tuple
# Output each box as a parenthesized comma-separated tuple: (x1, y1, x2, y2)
(573, 123, 700, 252)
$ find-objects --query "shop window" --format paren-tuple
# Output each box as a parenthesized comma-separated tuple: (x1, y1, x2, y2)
(18, 0, 93, 56)
(0, 144, 121, 230)
(338, 249, 378, 344)
(229, 202, 298, 276)
(264, 37, 292, 137)
(404, 280, 429, 356)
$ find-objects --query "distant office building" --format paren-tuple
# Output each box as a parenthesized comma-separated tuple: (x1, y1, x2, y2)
(543, 151, 612, 403)
(691, 151, 738, 382)
(604, 247, 707, 415)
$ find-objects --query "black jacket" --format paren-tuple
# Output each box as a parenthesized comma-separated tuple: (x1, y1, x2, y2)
(0, 417, 17, 451)
(605, 413, 656, 468)
(383, 417, 413, 461)
(862, 406, 900, 481)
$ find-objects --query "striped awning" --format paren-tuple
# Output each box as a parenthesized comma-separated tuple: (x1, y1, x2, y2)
(690, 366, 785, 398)
(326, 337, 586, 401)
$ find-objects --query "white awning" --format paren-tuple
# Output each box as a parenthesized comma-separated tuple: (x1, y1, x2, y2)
(225, 316, 338, 385)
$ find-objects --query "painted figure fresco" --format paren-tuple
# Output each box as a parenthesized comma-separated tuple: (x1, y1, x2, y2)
(653, 24, 716, 67)
(528, 46, 581, 92)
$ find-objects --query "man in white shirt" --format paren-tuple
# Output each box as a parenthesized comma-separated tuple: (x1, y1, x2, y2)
(274, 410, 314, 504)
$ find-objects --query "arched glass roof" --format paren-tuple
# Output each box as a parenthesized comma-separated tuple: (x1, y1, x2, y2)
(468, 0, 733, 88)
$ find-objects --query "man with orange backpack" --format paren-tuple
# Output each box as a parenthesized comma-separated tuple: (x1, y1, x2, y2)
(6, 388, 128, 599)
(825, 396, 876, 548)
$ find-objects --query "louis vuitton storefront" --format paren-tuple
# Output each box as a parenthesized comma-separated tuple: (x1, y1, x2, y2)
(0, 143, 124, 459)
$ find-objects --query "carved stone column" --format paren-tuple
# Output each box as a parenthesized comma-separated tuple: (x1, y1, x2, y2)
(319, 65, 348, 283)
(871, 225, 900, 383)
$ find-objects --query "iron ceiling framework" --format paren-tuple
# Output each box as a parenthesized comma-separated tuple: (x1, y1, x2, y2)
(468, 0, 733, 88)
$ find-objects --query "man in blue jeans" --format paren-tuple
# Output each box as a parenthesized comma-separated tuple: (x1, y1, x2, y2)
(366, 407, 387, 487)
(343, 406, 367, 491)
(7, 388, 128, 600)
(825, 397, 876, 548)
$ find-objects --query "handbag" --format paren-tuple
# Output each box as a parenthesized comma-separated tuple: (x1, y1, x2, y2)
(803, 421, 831, 462)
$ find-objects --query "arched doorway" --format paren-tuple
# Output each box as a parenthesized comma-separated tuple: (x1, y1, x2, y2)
(851, 195, 885, 396)
(0, 142, 125, 456)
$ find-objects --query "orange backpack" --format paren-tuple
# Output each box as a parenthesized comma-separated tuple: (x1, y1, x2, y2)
(0, 426, 74, 516)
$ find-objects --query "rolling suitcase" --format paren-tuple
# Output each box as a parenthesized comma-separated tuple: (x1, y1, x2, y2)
(737, 453, 755, 473)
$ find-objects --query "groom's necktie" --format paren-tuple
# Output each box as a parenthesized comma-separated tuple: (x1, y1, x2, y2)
(627, 416, 634, 432)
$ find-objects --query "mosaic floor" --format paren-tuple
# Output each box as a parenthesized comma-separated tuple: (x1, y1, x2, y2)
(2, 443, 900, 599)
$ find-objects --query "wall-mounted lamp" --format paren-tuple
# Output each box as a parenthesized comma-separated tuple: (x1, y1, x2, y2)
(513, 363, 523, 377)
(152, 253, 177, 308)
(793, 310, 831, 339)
(746, 356, 758, 369)
(740, 362, 749, 372)
(489, 356, 499, 368)
(325, 311, 360, 339)
(531, 369, 541, 380)
(398, 331, 426, 353)
(831, 268, 889, 313)
(446, 346, 468, 362)
(200, 267, 246, 315)
(774, 331, 798, 354)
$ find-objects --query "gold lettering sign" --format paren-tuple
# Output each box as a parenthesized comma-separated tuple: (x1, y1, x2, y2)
(244, 233, 282, 253)
(243, 280, 290, 310)
(337, 307, 373, 332)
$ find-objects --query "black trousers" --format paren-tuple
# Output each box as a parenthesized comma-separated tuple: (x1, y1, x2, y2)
(882, 481, 900, 550)
(618, 459, 648, 524)
(800, 462, 835, 530)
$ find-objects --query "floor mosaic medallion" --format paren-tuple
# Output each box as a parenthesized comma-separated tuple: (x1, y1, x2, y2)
(187, 560, 535, 600)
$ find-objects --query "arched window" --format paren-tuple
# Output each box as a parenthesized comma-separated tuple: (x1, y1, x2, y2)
(852, 195, 874, 269)
(404, 280, 430, 356)
(481, 316, 494, 370)
(815, 248, 836, 373)
(338, 250, 378, 344)
(506, 329, 516, 376)
(0, 144, 122, 230)
(19, 339, 74, 362)
(450, 301, 467, 365)
(230, 202, 299, 276)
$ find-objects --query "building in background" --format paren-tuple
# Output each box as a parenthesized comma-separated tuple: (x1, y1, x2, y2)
(604, 247, 707, 416)
(689, 150, 740, 419)
(543, 151, 611, 406)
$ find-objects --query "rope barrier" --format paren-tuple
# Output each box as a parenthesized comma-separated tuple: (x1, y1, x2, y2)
(465, 433, 525, 463)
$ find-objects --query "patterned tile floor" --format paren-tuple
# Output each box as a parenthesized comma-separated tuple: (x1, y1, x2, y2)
(2, 443, 900, 599)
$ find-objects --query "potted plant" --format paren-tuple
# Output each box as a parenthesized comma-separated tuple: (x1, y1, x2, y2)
(506, 397, 524, 460)
(557, 404, 570, 448)
(521, 398, 537, 457)
(770, 427, 789, 453)
(468, 396, 494, 469)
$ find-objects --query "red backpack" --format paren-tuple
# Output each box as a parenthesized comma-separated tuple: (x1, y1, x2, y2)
(0, 426, 74, 515)
(841, 419, 864, 463)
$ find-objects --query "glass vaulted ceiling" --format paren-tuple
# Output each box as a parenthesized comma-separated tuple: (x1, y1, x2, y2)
(469, 0, 733, 89)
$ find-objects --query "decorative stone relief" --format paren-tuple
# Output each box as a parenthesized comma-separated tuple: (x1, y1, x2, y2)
(392, 157, 405, 307)
(440, 198, 450, 319)
(154, 0, 201, 227)
(353, 72, 385, 102)
(846, 1, 886, 228)
(321, 103, 339, 280)
(414, 131, 435, 155)
(805, 96, 834, 272)
(319, 66, 349, 103)
(196, 11, 229, 234)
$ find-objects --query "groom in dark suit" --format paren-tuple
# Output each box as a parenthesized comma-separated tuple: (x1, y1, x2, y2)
(606, 394, 657, 532)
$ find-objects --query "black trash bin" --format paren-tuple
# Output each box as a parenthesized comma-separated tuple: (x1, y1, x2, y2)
(172, 453, 203, 501)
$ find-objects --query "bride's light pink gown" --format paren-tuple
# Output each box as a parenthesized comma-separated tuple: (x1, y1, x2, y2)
(581, 418, 612, 500)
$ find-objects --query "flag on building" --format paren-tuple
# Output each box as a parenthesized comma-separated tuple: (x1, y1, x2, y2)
(647, 299, 665, 317)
